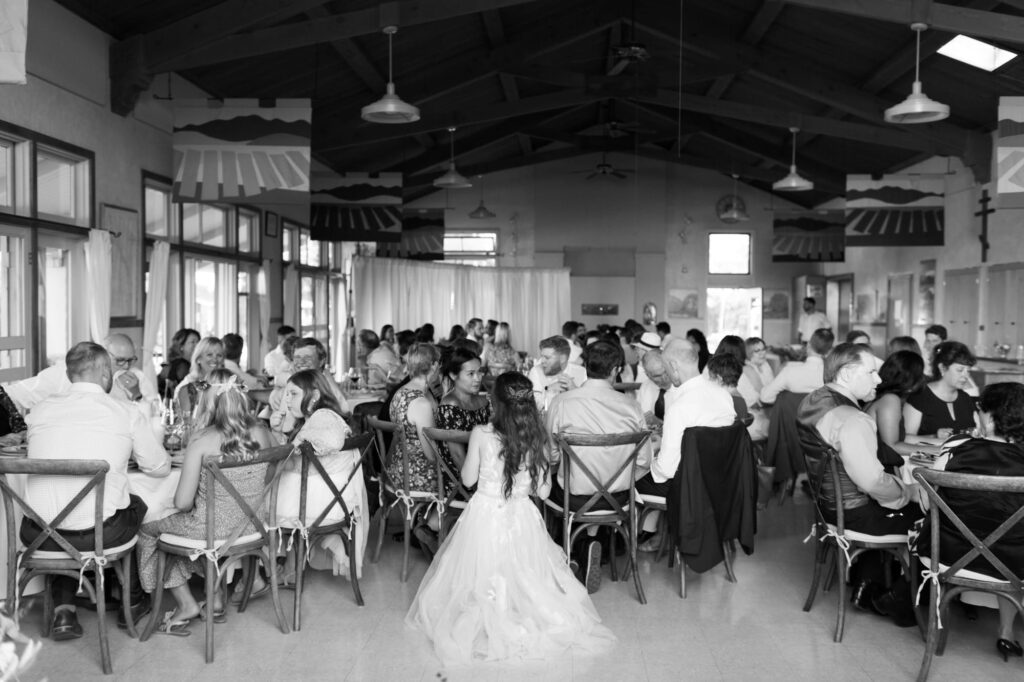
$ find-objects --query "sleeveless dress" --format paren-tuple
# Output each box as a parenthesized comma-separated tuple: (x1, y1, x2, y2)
(387, 386, 435, 493)
(435, 398, 492, 483)
(406, 424, 615, 665)
(906, 385, 976, 435)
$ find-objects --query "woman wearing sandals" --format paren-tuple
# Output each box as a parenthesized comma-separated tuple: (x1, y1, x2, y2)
(135, 370, 275, 635)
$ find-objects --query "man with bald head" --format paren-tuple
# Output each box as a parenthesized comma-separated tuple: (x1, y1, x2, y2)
(2, 334, 157, 415)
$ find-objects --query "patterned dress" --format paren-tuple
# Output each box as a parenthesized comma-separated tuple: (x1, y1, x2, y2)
(435, 397, 493, 485)
(137, 444, 267, 592)
(387, 386, 436, 494)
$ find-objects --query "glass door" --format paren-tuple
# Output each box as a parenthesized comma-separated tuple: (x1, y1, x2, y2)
(0, 226, 30, 381)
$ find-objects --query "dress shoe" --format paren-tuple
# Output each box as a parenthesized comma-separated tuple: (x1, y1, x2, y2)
(51, 609, 83, 641)
(850, 580, 883, 615)
(996, 638, 1023, 662)
(871, 589, 917, 628)
(117, 595, 151, 630)
(584, 541, 602, 595)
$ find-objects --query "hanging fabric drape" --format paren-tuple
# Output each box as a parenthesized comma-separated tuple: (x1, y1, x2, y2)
(257, 260, 271, 361)
(282, 262, 299, 328)
(352, 256, 570, 352)
(141, 241, 170, 387)
(84, 229, 112, 342)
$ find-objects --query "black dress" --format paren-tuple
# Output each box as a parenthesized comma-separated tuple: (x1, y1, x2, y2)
(915, 438, 1024, 577)
(906, 385, 976, 436)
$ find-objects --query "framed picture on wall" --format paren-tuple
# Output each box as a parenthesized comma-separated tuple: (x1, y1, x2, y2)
(265, 212, 279, 238)
(668, 289, 700, 318)
(103, 203, 142, 321)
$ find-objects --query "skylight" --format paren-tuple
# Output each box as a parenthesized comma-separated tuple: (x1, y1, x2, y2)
(938, 35, 1016, 72)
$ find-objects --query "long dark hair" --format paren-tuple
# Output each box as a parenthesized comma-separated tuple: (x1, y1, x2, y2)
(285, 369, 344, 440)
(876, 350, 925, 400)
(686, 328, 711, 372)
(491, 372, 549, 500)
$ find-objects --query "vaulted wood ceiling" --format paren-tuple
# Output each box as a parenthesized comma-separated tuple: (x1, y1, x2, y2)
(57, 0, 1024, 206)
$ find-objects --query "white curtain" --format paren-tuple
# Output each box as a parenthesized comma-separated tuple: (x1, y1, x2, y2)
(84, 229, 112, 342)
(257, 260, 271, 361)
(353, 256, 570, 353)
(141, 241, 170, 387)
(282, 262, 298, 328)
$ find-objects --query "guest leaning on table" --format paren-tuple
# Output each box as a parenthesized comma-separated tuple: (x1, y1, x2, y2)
(136, 370, 274, 635)
(904, 341, 979, 439)
(22, 342, 170, 640)
(796, 342, 922, 627)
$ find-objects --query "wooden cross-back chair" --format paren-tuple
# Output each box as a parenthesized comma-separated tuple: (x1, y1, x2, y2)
(0, 458, 137, 675)
(543, 431, 650, 604)
(285, 433, 374, 631)
(140, 444, 292, 663)
(912, 468, 1024, 682)
(421, 428, 473, 542)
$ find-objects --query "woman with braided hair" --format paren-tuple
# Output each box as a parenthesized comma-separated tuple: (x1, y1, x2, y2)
(406, 371, 614, 665)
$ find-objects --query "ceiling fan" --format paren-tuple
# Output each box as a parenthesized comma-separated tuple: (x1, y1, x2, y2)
(571, 152, 635, 180)
(607, 0, 649, 76)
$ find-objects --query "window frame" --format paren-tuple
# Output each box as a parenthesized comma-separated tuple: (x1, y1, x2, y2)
(707, 232, 753, 276)
(443, 228, 499, 267)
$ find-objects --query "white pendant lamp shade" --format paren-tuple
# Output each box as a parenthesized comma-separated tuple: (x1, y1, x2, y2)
(773, 128, 814, 192)
(434, 128, 472, 189)
(469, 201, 496, 219)
(884, 23, 949, 124)
(361, 26, 420, 124)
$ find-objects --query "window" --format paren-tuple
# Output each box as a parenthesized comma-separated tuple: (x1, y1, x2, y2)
(0, 230, 28, 381)
(36, 145, 91, 227)
(299, 228, 321, 266)
(300, 273, 330, 350)
(282, 222, 297, 261)
(939, 35, 1016, 72)
(0, 133, 30, 216)
(184, 256, 237, 337)
(708, 233, 751, 275)
(706, 288, 763, 350)
(182, 203, 231, 247)
(238, 208, 259, 253)
(144, 179, 175, 239)
(444, 230, 498, 267)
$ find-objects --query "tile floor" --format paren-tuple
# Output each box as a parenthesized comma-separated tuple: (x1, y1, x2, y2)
(18, 494, 1024, 681)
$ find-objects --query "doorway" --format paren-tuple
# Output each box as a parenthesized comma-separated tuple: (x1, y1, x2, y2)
(707, 288, 763, 350)
(887, 273, 913, 344)
(826, 274, 854, 341)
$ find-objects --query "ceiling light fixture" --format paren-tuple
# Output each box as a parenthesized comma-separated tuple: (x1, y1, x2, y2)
(884, 23, 950, 124)
(718, 173, 750, 223)
(433, 127, 472, 189)
(773, 127, 814, 192)
(469, 175, 496, 219)
(361, 26, 420, 124)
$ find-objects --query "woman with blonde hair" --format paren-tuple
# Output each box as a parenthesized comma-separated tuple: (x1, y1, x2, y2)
(482, 322, 519, 377)
(173, 336, 226, 417)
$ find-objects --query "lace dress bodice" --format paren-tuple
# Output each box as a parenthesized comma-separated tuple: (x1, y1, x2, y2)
(473, 425, 535, 501)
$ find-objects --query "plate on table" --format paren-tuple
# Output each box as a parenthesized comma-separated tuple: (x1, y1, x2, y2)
(908, 452, 938, 468)
(0, 444, 27, 457)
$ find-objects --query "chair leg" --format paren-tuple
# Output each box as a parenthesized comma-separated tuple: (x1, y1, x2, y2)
(347, 534, 364, 607)
(917, 581, 941, 682)
(205, 556, 216, 663)
(265, 543, 291, 635)
(722, 541, 737, 583)
(677, 549, 686, 599)
(400, 513, 411, 583)
(141, 551, 168, 641)
(237, 556, 256, 613)
(822, 547, 838, 593)
(41, 575, 53, 638)
(371, 503, 391, 564)
(293, 534, 305, 632)
(834, 550, 848, 643)
(94, 567, 112, 675)
(115, 554, 139, 639)
(803, 540, 827, 612)
(608, 529, 619, 583)
(628, 528, 646, 605)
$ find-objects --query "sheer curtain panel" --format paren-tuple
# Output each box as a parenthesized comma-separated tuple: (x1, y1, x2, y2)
(84, 229, 111, 342)
(352, 256, 570, 353)
(141, 241, 170, 387)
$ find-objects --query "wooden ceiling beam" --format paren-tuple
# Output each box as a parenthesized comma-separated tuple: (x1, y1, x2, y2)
(780, 0, 1024, 47)
(705, 0, 784, 100)
(481, 9, 531, 157)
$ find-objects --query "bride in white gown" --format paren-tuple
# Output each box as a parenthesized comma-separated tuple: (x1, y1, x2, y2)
(406, 372, 615, 665)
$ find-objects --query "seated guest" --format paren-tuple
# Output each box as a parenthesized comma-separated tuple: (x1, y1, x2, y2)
(561, 320, 585, 367)
(739, 337, 775, 433)
(174, 336, 226, 417)
(263, 325, 297, 379)
(396, 329, 416, 360)
(0, 386, 26, 441)
(685, 329, 711, 372)
(847, 330, 884, 369)
(923, 324, 947, 362)
(380, 325, 396, 353)
(528, 336, 587, 411)
(136, 370, 274, 632)
(904, 341, 978, 438)
(656, 321, 675, 347)
(439, 325, 465, 348)
(221, 333, 263, 390)
(796, 342, 921, 625)
(865, 351, 936, 457)
(363, 329, 402, 386)
(465, 318, 484, 346)
(482, 322, 519, 377)
(289, 338, 350, 415)
(887, 335, 923, 357)
(547, 341, 653, 592)
(760, 328, 835, 405)
(707, 353, 751, 428)
(158, 328, 200, 398)
(387, 343, 442, 547)
(274, 369, 368, 582)
(436, 349, 492, 475)
(22, 342, 170, 640)
(415, 323, 435, 344)
(631, 331, 661, 383)
(914, 383, 1024, 658)
(637, 350, 672, 427)
(637, 341, 735, 497)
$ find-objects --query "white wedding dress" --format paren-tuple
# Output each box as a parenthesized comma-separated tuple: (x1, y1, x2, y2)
(406, 424, 615, 665)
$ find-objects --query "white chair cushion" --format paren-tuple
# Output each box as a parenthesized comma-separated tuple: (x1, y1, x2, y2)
(30, 536, 138, 561)
(637, 494, 666, 506)
(383, 485, 435, 499)
(825, 524, 907, 545)
(919, 555, 1011, 584)
(159, 532, 262, 551)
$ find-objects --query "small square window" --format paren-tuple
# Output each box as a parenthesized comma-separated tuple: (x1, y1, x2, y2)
(36, 145, 91, 227)
(708, 233, 751, 275)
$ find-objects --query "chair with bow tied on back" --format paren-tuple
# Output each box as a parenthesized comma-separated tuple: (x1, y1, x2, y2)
(421, 428, 473, 542)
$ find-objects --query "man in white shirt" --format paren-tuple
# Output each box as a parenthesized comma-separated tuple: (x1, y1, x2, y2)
(3, 334, 158, 414)
(760, 328, 835, 405)
(561, 320, 584, 366)
(466, 318, 484, 345)
(21, 342, 170, 640)
(797, 297, 832, 344)
(637, 342, 736, 496)
(638, 350, 672, 426)
(528, 336, 587, 411)
(263, 325, 297, 378)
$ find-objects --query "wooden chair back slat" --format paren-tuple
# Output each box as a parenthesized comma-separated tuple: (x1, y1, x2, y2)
(295, 433, 374, 529)
(555, 431, 650, 517)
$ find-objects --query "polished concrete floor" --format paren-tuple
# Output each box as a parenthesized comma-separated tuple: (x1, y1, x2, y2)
(19, 493, 1024, 681)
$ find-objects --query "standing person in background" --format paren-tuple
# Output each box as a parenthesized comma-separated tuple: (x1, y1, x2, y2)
(158, 328, 200, 398)
(797, 297, 832, 344)
(263, 325, 297, 379)
(221, 333, 262, 389)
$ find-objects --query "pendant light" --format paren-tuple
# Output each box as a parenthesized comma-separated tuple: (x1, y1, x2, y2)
(433, 127, 472, 189)
(361, 26, 420, 124)
(469, 175, 496, 219)
(773, 127, 814, 192)
(884, 23, 949, 124)
(717, 173, 750, 223)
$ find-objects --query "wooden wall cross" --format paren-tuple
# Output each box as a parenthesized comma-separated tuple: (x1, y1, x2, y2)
(975, 188, 996, 263)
